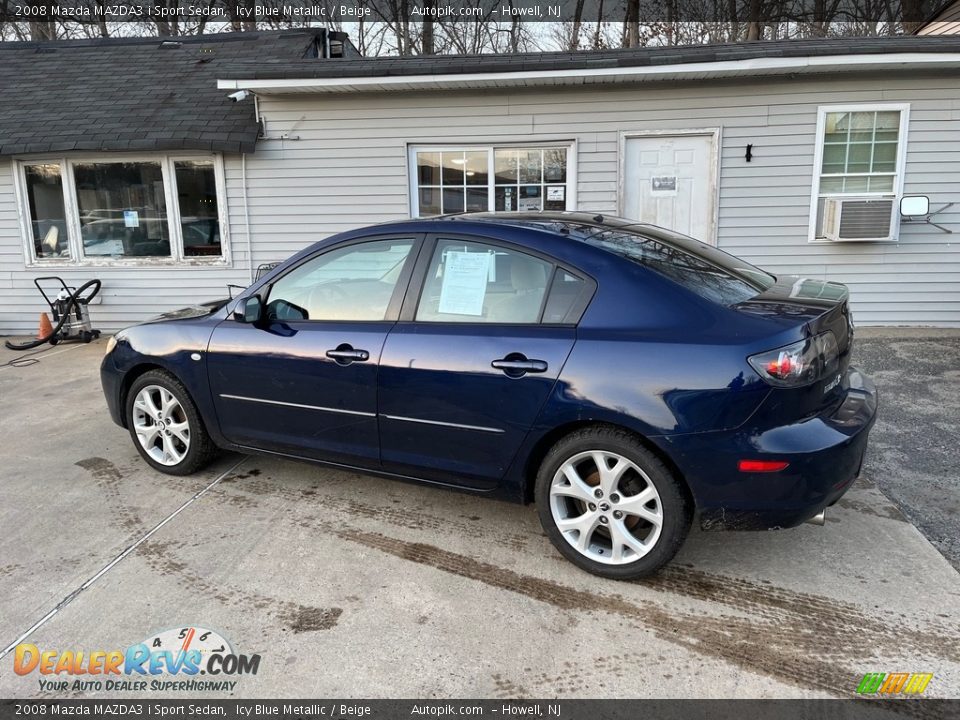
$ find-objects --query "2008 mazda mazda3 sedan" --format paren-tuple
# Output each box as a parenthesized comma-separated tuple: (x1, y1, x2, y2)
(101, 212, 877, 579)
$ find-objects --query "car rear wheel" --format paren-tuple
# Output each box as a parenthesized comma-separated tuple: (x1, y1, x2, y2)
(535, 427, 692, 579)
(126, 370, 217, 476)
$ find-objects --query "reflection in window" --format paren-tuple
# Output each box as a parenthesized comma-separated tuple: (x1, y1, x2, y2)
(585, 229, 768, 306)
(266, 239, 414, 322)
(495, 147, 567, 212)
(74, 162, 170, 258)
(416, 150, 488, 216)
(24, 164, 69, 259)
(414, 146, 569, 217)
(176, 161, 221, 257)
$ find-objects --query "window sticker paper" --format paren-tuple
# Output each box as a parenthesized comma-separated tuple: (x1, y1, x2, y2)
(438, 251, 491, 316)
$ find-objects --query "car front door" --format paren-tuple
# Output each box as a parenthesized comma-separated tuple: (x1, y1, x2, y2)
(378, 235, 593, 490)
(207, 235, 422, 465)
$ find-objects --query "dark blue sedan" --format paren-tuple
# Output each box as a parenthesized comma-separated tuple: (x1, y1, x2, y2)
(101, 212, 877, 578)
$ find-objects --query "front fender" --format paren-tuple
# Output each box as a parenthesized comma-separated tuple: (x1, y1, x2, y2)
(102, 319, 221, 441)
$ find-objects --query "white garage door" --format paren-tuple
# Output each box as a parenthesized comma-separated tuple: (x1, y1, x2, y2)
(622, 132, 718, 244)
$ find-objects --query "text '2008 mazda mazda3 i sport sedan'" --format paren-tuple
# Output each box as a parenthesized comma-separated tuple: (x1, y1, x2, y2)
(101, 212, 877, 579)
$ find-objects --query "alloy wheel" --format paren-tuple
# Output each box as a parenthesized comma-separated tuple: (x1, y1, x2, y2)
(549, 450, 663, 564)
(132, 385, 190, 466)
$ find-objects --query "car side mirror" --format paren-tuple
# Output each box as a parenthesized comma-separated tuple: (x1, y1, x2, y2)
(234, 296, 262, 323)
(900, 196, 929, 217)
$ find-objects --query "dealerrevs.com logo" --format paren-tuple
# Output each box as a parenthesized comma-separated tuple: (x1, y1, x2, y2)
(14, 626, 260, 693)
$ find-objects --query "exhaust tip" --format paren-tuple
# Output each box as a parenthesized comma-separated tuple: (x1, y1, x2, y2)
(806, 509, 826, 526)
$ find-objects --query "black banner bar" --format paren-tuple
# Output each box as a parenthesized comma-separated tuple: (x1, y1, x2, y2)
(0, 1, 939, 24)
(1, 700, 957, 720)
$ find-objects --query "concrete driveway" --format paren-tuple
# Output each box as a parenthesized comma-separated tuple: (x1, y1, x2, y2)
(1, 338, 958, 700)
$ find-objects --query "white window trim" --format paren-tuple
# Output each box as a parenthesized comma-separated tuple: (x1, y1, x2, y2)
(807, 103, 911, 244)
(406, 141, 577, 218)
(14, 151, 231, 267)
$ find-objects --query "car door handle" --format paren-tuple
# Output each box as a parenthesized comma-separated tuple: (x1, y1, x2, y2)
(326, 346, 370, 363)
(491, 356, 548, 376)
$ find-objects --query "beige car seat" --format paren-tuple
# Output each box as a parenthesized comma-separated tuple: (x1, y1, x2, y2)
(487, 256, 548, 323)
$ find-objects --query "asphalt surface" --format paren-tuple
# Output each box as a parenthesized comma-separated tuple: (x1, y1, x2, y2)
(853, 329, 960, 571)
(0, 336, 958, 701)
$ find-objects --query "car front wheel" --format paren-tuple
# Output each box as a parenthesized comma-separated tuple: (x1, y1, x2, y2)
(535, 427, 692, 579)
(126, 370, 217, 476)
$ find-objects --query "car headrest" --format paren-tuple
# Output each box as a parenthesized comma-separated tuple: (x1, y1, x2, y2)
(511, 257, 546, 292)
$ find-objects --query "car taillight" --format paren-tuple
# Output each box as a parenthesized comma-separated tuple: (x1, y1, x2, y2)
(748, 331, 839, 388)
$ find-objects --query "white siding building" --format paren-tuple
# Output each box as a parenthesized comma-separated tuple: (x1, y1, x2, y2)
(2, 33, 959, 331)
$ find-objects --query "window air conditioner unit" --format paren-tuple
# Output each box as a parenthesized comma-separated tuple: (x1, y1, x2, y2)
(822, 197, 897, 242)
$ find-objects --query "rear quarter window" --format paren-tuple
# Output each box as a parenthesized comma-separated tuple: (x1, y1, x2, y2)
(542, 269, 592, 324)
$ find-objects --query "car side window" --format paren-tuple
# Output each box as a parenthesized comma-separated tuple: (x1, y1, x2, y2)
(266, 238, 415, 322)
(542, 269, 591, 324)
(416, 238, 553, 324)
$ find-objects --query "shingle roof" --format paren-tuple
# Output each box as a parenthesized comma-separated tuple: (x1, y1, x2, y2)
(0, 29, 334, 156)
(218, 34, 960, 81)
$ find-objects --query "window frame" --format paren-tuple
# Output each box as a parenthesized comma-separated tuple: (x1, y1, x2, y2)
(807, 103, 911, 244)
(258, 234, 426, 325)
(400, 233, 595, 327)
(13, 152, 231, 267)
(407, 141, 578, 218)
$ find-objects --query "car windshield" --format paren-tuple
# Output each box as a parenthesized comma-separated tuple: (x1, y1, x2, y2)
(531, 218, 776, 306)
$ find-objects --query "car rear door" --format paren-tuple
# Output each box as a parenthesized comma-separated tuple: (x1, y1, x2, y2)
(206, 235, 422, 466)
(377, 234, 594, 490)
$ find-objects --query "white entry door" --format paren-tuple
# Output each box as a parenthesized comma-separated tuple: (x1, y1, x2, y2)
(623, 132, 717, 243)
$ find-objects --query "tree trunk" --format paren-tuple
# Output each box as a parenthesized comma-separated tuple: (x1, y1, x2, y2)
(570, 0, 586, 50)
(29, 21, 56, 40)
(900, 0, 925, 34)
(421, 0, 435, 55)
(593, 0, 604, 49)
(746, 0, 762, 41)
(623, 0, 640, 47)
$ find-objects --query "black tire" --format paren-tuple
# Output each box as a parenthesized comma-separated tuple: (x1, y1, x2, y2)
(125, 369, 218, 476)
(535, 426, 692, 580)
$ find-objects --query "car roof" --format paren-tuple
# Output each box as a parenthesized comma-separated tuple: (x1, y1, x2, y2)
(378, 210, 642, 229)
(348, 211, 671, 244)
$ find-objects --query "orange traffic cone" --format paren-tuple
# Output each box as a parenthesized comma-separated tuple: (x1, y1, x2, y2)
(37, 312, 53, 340)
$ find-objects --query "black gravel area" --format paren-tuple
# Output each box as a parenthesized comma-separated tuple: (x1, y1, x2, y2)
(853, 333, 960, 571)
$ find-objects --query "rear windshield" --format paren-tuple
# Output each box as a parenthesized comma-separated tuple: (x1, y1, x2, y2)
(539, 220, 776, 306)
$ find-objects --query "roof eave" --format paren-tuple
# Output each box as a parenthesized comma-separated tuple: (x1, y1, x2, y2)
(217, 52, 960, 94)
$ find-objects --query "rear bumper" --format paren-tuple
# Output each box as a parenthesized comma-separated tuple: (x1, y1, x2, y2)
(658, 367, 877, 530)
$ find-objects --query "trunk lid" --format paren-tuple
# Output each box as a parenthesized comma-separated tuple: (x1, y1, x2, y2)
(734, 275, 852, 353)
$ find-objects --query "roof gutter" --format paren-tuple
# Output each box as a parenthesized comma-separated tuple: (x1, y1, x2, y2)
(217, 52, 960, 93)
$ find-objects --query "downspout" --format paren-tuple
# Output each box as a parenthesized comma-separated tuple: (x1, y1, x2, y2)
(242, 152, 253, 283)
(243, 94, 260, 284)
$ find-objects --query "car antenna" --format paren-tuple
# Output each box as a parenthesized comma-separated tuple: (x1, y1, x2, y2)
(593, 214, 604, 223)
